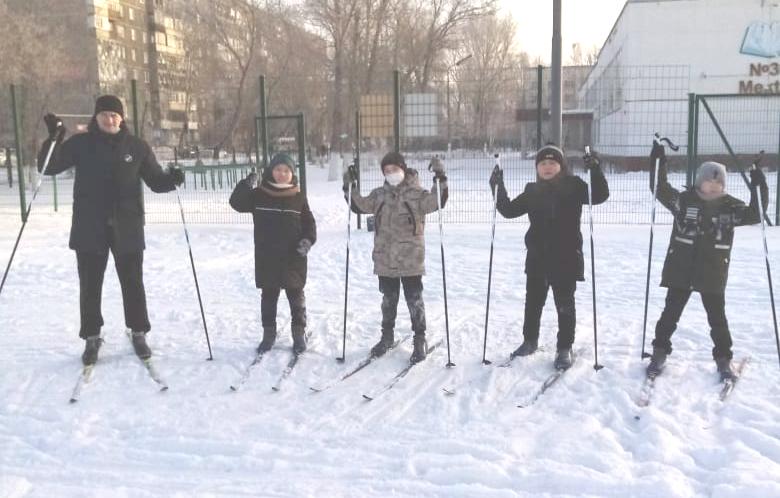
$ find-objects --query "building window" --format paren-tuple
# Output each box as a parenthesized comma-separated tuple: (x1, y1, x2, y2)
(144, 71, 150, 83)
(130, 28, 136, 41)
(128, 8, 134, 20)
(143, 52, 148, 64)
(142, 32, 147, 44)
(132, 49, 137, 62)
(117, 25, 125, 38)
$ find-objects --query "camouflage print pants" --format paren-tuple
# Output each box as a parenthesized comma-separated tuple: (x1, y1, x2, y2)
(379, 276, 426, 335)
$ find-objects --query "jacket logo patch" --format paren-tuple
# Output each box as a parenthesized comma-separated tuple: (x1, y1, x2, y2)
(124, 154, 133, 163)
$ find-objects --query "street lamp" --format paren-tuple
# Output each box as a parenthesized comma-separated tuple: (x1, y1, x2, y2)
(447, 54, 472, 152)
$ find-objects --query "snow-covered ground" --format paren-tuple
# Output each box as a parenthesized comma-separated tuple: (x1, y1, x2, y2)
(1, 167, 779, 497)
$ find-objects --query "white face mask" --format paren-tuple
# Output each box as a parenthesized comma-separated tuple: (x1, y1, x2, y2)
(385, 171, 405, 186)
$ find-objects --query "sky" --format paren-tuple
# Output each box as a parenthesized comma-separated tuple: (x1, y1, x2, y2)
(500, 0, 628, 63)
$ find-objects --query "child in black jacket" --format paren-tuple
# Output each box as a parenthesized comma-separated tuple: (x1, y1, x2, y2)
(489, 145, 609, 369)
(645, 144, 767, 380)
(230, 153, 317, 354)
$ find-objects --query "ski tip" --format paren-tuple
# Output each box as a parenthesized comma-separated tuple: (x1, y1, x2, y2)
(442, 388, 455, 396)
(362, 394, 373, 401)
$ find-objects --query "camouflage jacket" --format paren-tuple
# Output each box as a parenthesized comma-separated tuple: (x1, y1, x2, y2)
(653, 164, 766, 293)
(348, 170, 448, 277)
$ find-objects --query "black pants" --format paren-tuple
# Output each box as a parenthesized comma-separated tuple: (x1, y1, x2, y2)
(77, 249, 150, 339)
(261, 287, 306, 330)
(652, 287, 732, 359)
(379, 276, 426, 334)
(522, 275, 576, 350)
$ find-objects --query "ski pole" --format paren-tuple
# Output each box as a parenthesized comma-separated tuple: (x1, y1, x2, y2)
(750, 152, 780, 369)
(0, 126, 60, 297)
(337, 166, 354, 363)
(175, 186, 213, 360)
(584, 146, 604, 371)
(641, 133, 679, 359)
(482, 153, 500, 365)
(430, 158, 454, 367)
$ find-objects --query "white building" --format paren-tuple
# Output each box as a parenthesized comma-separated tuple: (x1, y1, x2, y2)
(581, 0, 780, 157)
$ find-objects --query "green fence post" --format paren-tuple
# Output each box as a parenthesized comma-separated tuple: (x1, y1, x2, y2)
(259, 76, 269, 169)
(11, 84, 27, 222)
(686, 93, 696, 187)
(393, 69, 401, 153)
(776, 112, 780, 225)
(355, 110, 362, 230)
(5, 147, 12, 188)
(297, 112, 307, 195)
(537, 65, 544, 150)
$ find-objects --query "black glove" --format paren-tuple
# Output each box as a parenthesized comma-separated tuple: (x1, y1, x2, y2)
(489, 166, 504, 192)
(245, 171, 258, 187)
(429, 157, 446, 181)
(44, 113, 66, 143)
(583, 150, 600, 171)
(168, 166, 185, 186)
(342, 165, 357, 192)
(650, 141, 666, 166)
(750, 167, 766, 188)
(296, 238, 312, 257)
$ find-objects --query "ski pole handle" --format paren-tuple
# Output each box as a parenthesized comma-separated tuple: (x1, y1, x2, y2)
(653, 132, 680, 151)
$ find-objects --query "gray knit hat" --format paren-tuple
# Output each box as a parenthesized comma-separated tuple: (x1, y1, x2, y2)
(695, 161, 727, 189)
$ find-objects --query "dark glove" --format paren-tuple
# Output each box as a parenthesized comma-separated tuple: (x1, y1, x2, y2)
(168, 166, 185, 186)
(429, 157, 446, 181)
(296, 238, 312, 257)
(750, 167, 766, 188)
(650, 141, 666, 166)
(44, 113, 66, 143)
(489, 166, 504, 192)
(245, 171, 258, 187)
(583, 150, 600, 171)
(342, 165, 357, 192)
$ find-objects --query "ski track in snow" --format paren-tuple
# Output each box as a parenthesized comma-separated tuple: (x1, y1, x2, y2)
(1, 167, 780, 497)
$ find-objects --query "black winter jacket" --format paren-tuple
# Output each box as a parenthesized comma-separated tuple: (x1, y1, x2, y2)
(38, 121, 179, 254)
(653, 164, 766, 293)
(229, 178, 316, 289)
(496, 167, 609, 282)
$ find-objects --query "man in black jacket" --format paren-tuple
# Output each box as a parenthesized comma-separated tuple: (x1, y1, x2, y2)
(38, 95, 184, 365)
(489, 145, 609, 369)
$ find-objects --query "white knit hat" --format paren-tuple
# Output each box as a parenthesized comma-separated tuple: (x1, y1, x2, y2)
(695, 161, 727, 189)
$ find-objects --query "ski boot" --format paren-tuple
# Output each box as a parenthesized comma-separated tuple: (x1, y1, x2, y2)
(410, 333, 427, 364)
(256, 327, 277, 353)
(511, 339, 538, 359)
(715, 356, 736, 382)
(82, 336, 103, 365)
(131, 330, 152, 360)
(292, 326, 307, 355)
(370, 329, 394, 358)
(553, 348, 573, 370)
(646, 347, 667, 378)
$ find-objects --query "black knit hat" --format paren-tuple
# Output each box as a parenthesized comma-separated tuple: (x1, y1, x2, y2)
(94, 95, 124, 117)
(535, 144, 565, 167)
(380, 151, 407, 172)
(262, 153, 297, 182)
